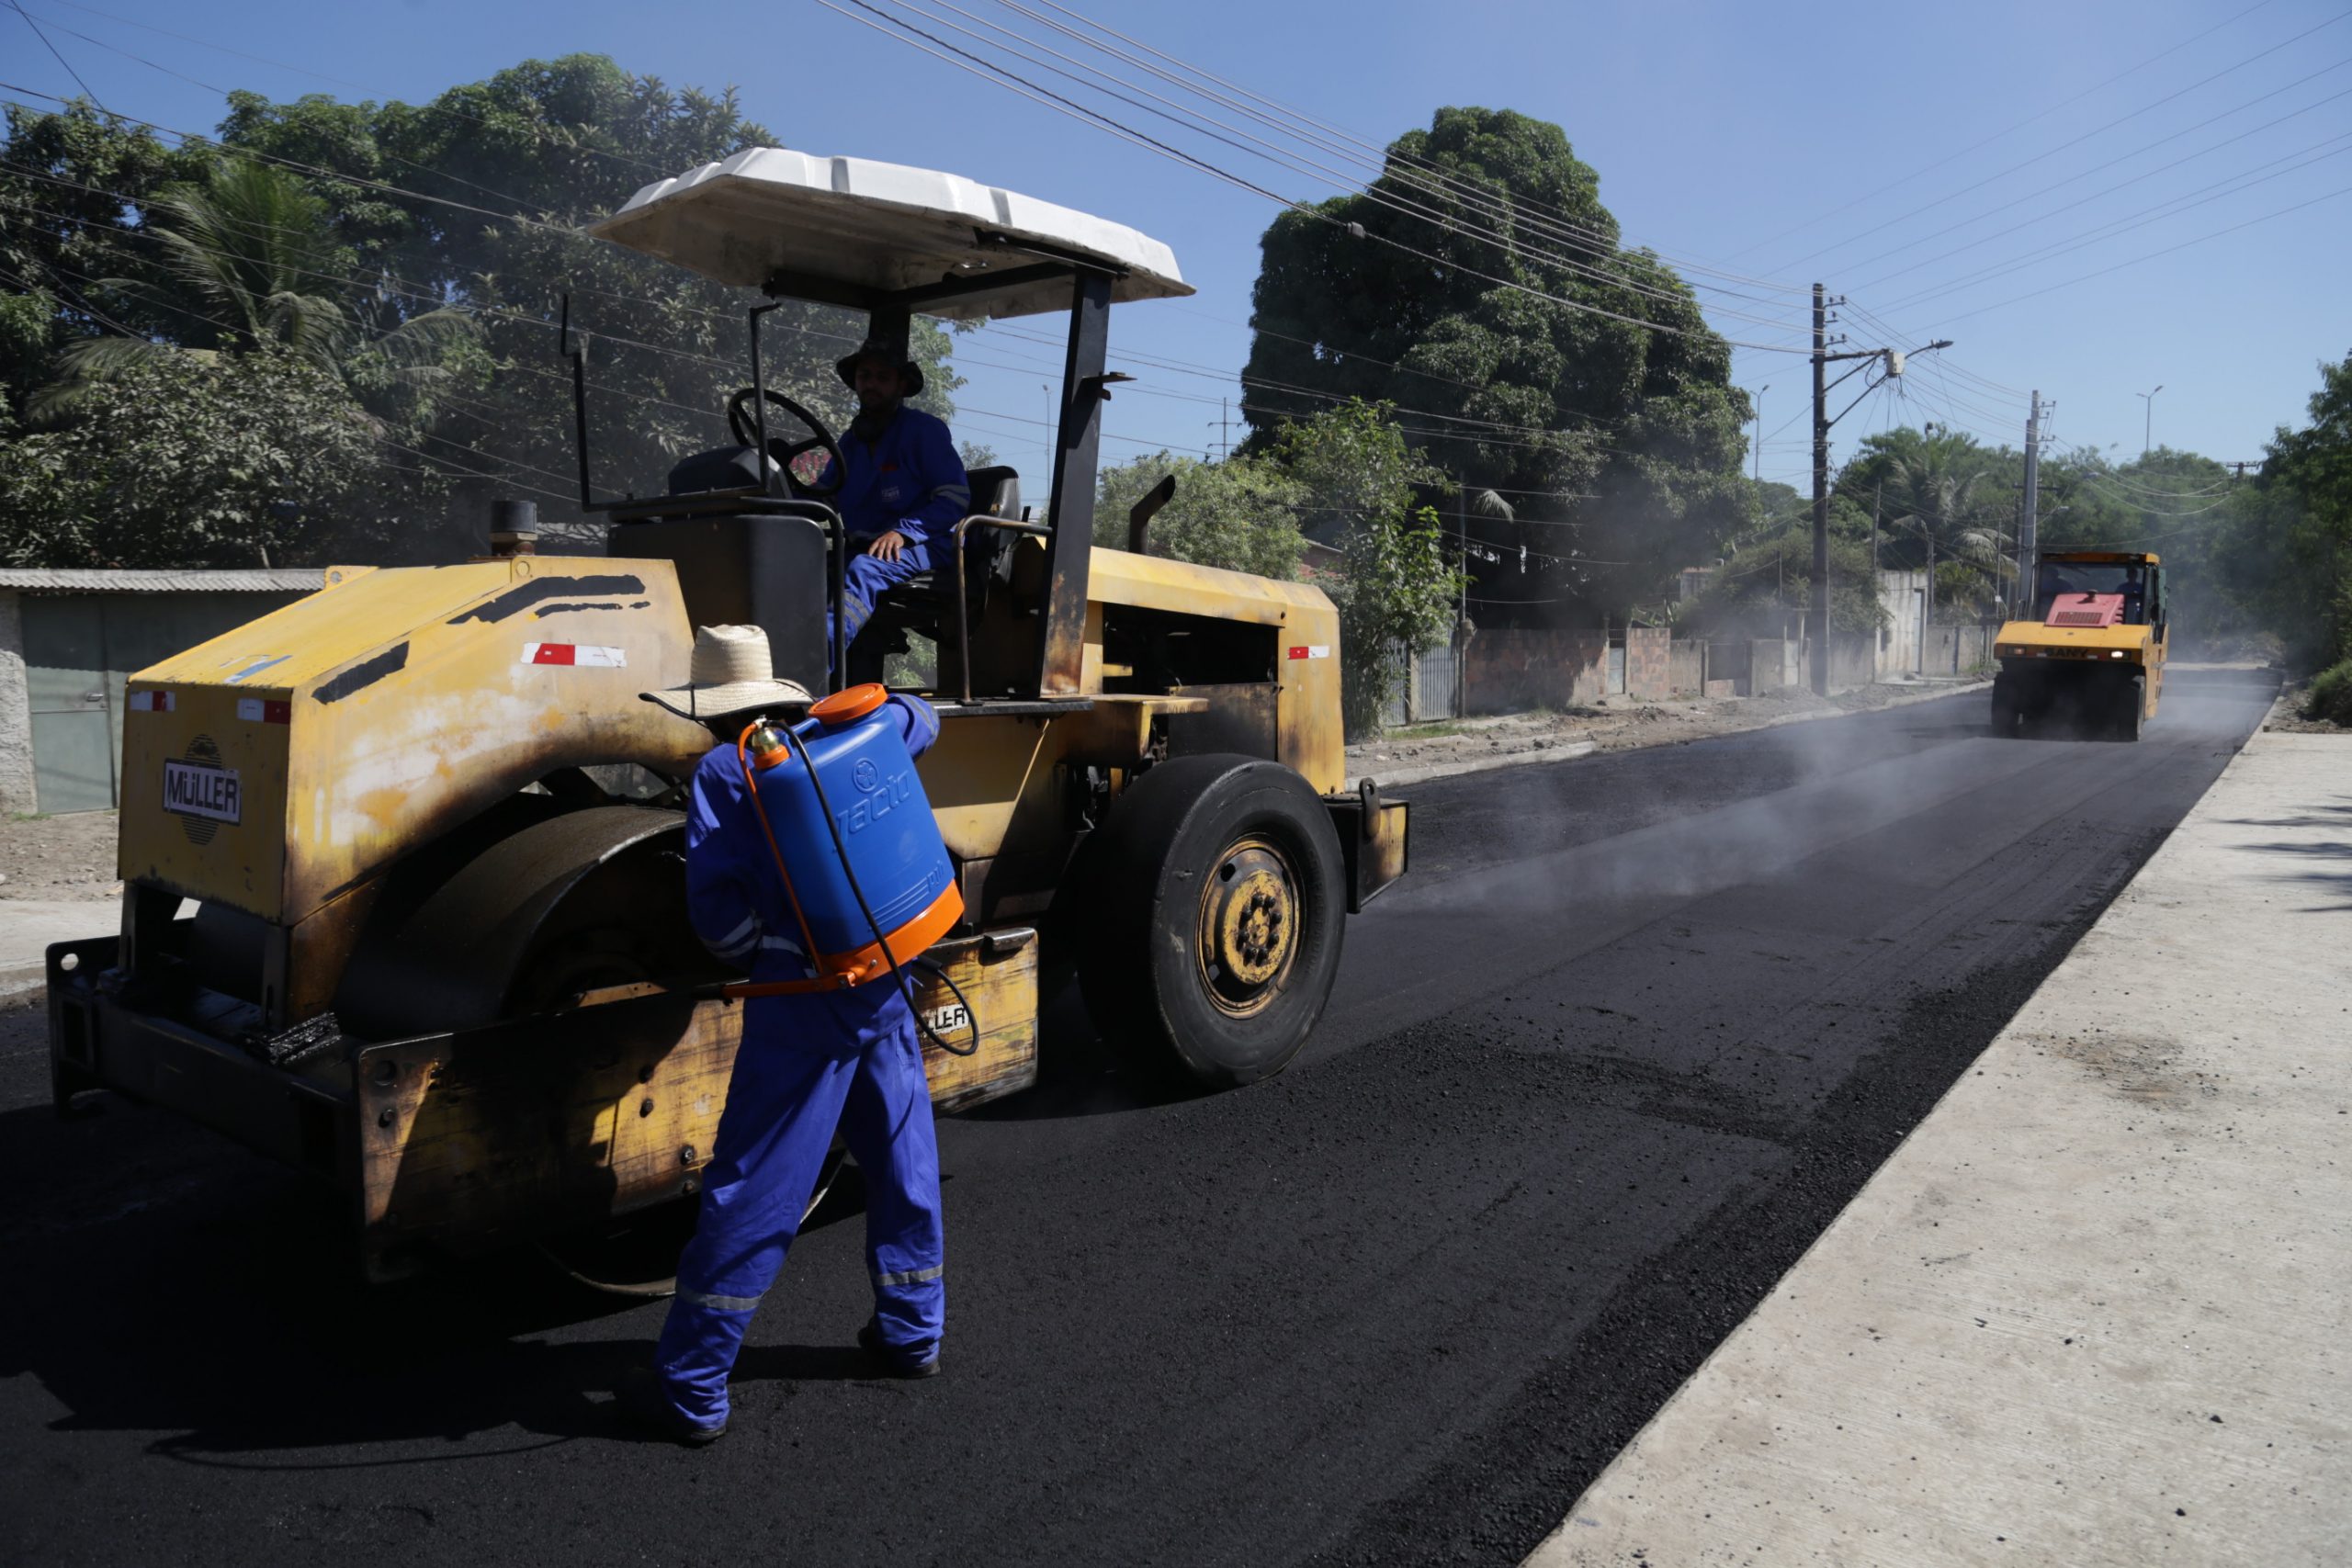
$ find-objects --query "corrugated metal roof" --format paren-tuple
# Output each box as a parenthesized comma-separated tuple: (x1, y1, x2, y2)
(0, 568, 329, 592)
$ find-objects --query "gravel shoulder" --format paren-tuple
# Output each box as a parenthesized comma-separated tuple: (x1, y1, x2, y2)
(0, 810, 120, 902)
(1347, 680, 1987, 785)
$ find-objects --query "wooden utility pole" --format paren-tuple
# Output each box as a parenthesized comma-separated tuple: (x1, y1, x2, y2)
(1810, 283, 1830, 696)
(2017, 390, 2044, 616)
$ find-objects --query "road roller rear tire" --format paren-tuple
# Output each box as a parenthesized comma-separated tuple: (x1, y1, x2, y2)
(1989, 680, 2020, 738)
(2115, 676, 2145, 742)
(1078, 754, 1346, 1089)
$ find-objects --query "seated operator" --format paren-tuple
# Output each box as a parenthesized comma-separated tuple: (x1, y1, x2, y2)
(812, 337, 970, 660)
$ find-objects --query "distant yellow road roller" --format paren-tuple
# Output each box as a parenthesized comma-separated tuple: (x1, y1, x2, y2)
(1989, 550, 2169, 741)
(47, 149, 1408, 1282)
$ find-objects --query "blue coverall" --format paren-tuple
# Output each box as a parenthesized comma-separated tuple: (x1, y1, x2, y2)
(820, 406, 970, 652)
(650, 694, 947, 1429)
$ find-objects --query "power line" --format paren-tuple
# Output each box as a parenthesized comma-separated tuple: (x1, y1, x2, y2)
(14, 166, 1650, 466)
(7, 181, 1212, 473)
(1724, 0, 2282, 262)
(1877, 132, 2352, 315)
(813, 0, 1813, 355)
(1922, 179, 2352, 329)
(1767, 5, 2352, 274)
(7, 0, 107, 114)
(1009, 0, 1814, 299)
(865, 0, 1801, 331)
(1844, 69, 2352, 293)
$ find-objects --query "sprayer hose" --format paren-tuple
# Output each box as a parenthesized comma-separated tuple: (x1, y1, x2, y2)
(740, 718, 980, 1057)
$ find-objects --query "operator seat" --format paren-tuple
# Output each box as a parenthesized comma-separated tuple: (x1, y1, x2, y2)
(848, 466, 1026, 684)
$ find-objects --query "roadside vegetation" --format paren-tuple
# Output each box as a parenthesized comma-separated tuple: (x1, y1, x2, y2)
(4, 67, 2346, 734)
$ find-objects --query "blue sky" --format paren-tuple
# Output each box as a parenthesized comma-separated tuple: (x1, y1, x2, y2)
(8, 0, 2347, 490)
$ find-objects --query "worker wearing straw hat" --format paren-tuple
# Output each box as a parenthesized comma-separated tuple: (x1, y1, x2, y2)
(618, 625, 946, 1445)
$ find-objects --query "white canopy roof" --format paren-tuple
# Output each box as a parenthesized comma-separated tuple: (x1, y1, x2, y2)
(588, 148, 1192, 321)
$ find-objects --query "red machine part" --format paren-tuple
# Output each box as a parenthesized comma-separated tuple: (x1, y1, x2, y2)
(2046, 592, 2124, 628)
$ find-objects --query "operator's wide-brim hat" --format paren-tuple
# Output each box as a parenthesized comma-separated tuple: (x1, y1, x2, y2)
(834, 335, 924, 399)
(640, 624, 810, 721)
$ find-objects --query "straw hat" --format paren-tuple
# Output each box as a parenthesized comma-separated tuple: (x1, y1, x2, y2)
(640, 625, 810, 721)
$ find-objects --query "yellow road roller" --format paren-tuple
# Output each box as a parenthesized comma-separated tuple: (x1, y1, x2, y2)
(47, 149, 1409, 1282)
(1989, 549, 2169, 740)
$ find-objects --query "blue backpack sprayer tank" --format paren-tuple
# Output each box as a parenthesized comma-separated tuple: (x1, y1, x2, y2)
(722, 683, 976, 1054)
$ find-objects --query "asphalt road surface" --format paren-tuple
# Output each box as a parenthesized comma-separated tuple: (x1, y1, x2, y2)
(0, 673, 2273, 1568)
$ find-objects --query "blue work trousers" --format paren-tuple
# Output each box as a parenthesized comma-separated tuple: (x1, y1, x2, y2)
(831, 537, 939, 661)
(651, 988, 944, 1427)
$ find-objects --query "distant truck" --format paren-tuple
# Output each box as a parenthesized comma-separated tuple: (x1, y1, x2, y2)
(1989, 550, 2167, 740)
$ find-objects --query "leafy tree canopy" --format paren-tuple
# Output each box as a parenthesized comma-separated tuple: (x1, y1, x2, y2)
(1242, 107, 1750, 621)
(1093, 449, 1306, 580)
(0, 57, 969, 565)
(2224, 350, 2352, 665)
(0, 347, 420, 568)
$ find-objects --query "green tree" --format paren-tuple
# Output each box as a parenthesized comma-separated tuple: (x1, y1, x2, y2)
(1843, 427, 2013, 618)
(1327, 503, 1463, 737)
(1093, 450, 1306, 579)
(1272, 402, 1462, 734)
(2227, 351, 2352, 666)
(0, 347, 415, 568)
(215, 56, 964, 553)
(1242, 107, 1750, 618)
(0, 99, 212, 415)
(34, 157, 475, 424)
(1690, 526, 1885, 635)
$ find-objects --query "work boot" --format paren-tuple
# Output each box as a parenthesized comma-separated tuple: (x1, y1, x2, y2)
(858, 1319, 942, 1379)
(616, 1364, 728, 1445)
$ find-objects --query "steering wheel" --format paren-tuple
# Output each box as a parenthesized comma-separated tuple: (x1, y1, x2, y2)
(726, 387, 848, 500)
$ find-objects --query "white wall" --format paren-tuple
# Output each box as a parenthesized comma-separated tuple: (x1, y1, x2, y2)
(0, 592, 33, 814)
(1876, 569, 1928, 679)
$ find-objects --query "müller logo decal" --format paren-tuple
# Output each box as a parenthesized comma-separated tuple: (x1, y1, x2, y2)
(164, 735, 240, 843)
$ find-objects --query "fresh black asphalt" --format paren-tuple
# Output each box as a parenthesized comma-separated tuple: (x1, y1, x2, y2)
(0, 673, 2273, 1566)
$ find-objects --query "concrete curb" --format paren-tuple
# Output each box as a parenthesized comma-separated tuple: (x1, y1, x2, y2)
(1357, 681, 1992, 792)
(1524, 720, 2349, 1565)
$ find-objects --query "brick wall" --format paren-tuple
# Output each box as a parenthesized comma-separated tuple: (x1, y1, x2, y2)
(1462, 627, 1609, 714)
(1625, 627, 1672, 700)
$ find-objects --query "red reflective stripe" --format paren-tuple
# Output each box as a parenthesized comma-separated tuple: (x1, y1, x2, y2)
(1287, 646, 1308, 660)
(532, 643, 577, 665)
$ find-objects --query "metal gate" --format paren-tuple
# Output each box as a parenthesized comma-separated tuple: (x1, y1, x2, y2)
(1411, 641, 1457, 721)
(1379, 640, 1460, 727)
(23, 597, 115, 814)
(21, 592, 304, 813)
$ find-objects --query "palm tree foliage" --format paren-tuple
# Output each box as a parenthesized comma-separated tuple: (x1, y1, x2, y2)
(1848, 428, 2015, 615)
(34, 157, 472, 422)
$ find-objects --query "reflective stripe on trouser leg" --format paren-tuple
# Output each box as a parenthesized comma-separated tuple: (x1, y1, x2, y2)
(838, 1001, 946, 1354)
(654, 1007, 862, 1426)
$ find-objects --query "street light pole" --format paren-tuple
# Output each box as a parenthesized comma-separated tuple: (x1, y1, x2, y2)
(2138, 383, 2165, 457)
